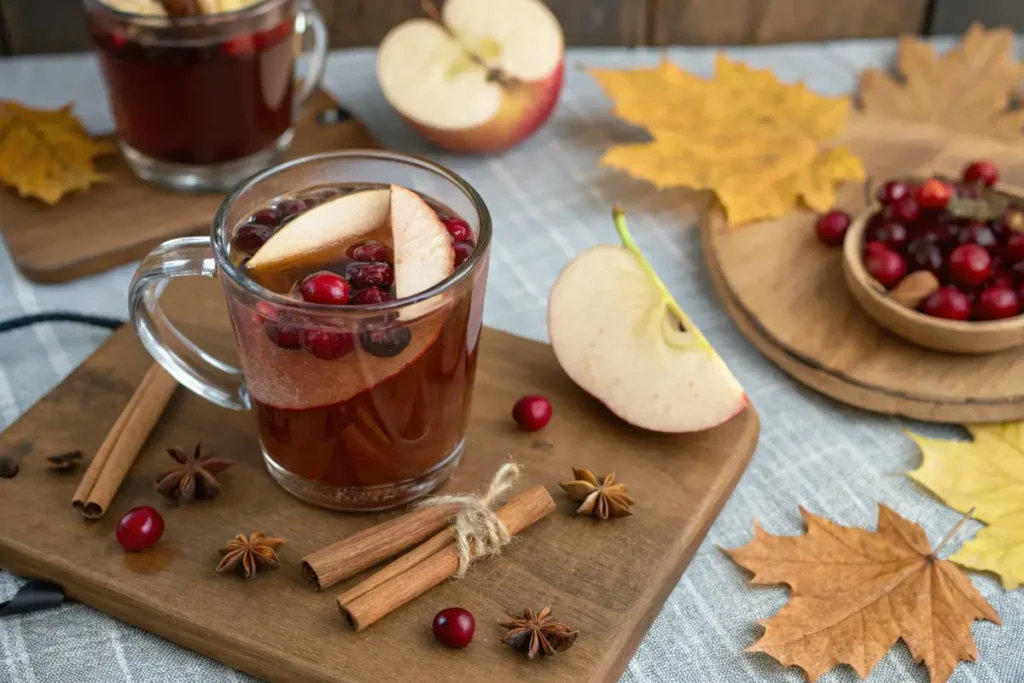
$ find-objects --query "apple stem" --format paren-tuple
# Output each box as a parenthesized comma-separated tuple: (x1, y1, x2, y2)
(931, 507, 975, 559)
(611, 206, 711, 353)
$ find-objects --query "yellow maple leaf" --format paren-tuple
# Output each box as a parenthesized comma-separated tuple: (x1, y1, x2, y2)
(590, 54, 864, 226)
(908, 423, 1024, 590)
(859, 24, 1024, 142)
(0, 101, 116, 205)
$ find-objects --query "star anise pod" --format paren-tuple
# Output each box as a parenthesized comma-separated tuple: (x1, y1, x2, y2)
(501, 606, 578, 658)
(560, 467, 634, 519)
(216, 532, 285, 579)
(155, 443, 232, 503)
(47, 450, 84, 472)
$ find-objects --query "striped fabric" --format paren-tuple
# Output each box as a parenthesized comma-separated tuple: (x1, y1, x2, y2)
(2, 43, 1022, 682)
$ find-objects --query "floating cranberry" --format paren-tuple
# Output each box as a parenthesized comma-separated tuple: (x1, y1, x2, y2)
(973, 287, 1019, 320)
(301, 271, 351, 306)
(255, 302, 302, 349)
(304, 329, 355, 360)
(432, 607, 475, 649)
(348, 241, 392, 263)
(116, 506, 164, 552)
(814, 210, 850, 247)
(347, 262, 395, 290)
(963, 160, 999, 187)
(441, 216, 472, 243)
(249, 207, 281, 227)
(512, 395, 552, 431)
(870, 221, 908, 251)
(360, 325, 412, 358)
(453, 241, 474, 267)
(957, 222, 998, 249)
(888, 196, 920, 223)
(949, 244, 993, 288)
(876, 180, 911, 206)
(915, 178, 953, 210)
(233, 223, 275, 253)
(864, 247, 907, 289)
(1005, 233, 1024, 262)
(274, 199, 307, 222)
(351, 287, 391, 305)
(907, 239, 945, 277)
(921, 286, 971, 320)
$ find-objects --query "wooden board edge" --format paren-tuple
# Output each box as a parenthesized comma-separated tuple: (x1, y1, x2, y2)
(700, 209, 1024, 423)
(593, 406, 760, 683)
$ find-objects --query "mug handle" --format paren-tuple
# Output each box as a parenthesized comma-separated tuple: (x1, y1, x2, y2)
(129, 237, 249, 411)
(294, 0, 328, 110)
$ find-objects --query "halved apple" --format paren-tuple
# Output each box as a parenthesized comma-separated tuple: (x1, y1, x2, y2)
(548, 208, 748, 433)
(377, 0, 564, 153)
(245, 189, 390, 273)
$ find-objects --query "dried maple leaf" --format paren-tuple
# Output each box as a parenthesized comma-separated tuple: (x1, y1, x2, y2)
(0, 101, 116, 205)
(859, 24, 1024, 141)
(908, 423, 1024, 590)
(726, 505, 999, 683)
(590, 54, 864, 226)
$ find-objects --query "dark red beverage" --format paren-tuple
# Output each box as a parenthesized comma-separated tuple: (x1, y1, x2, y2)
(89, 9, 295, 166)
(227, 183, 484, 509)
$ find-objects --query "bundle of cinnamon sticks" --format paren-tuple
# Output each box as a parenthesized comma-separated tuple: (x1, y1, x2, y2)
(303, 485, 556, 630)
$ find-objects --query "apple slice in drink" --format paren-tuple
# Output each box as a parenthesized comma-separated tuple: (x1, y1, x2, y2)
(548, 207, 747, 433)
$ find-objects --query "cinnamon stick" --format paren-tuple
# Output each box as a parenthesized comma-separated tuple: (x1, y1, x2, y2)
(337, 526, 454, 607)
(339, 486, 555, 631)
(302, 504, 460, 591)
(72, 364, 177, 519)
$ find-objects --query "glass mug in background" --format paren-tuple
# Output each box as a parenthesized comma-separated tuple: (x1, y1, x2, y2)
(129, 152, 492, 510)
(84, 0, 327, 191)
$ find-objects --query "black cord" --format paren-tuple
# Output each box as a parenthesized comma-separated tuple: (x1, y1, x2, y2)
(0, 312, 126, 335)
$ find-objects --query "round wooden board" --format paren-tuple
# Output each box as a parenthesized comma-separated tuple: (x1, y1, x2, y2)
(701, 111, 1024, 424)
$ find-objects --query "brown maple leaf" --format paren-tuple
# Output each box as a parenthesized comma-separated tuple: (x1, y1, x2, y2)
(859, 24, 1024, 141)
(726, 505, 999, 683)
(0, 101, 116, 205)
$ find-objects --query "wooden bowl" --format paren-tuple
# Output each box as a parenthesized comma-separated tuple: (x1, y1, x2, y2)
(842, 195, 1024, 355)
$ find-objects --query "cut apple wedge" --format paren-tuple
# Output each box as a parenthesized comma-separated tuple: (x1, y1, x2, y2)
(548, 208, 747, 433)
(246, 188, 390, 273)
(377, 0, 564, 153)
(391, 185, 456, 298)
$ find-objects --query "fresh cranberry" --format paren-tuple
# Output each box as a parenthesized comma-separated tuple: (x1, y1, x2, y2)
(921, 286, 971, 320)
(351, 287, 391, 305)
(255, 301, 303, 350)
(888, 196, 920, 223)
(512, 395, 552, 431)
(958, 222, 998, 249)
(864, 247, 907, 289)
(301, 271, 351, 305)
(304, 329, 355, 360)
(249, 208, 281, 227)
(274, 199, 307, 222)
(907, 239, 946, 277)
(915, 178, 953, 210)
(359, 325, 412, 358)
(876, 180, 911, 206)
(949, 244, 993, 287)
(814, 210, 850, 247)
(912, 221, 957, 248)
(347, 263, 394, 290)
(989, 271, 1015, 290)
(864, 240, 888, 257)
(111, 32, 129, 50)
(963, 160, 999, 187)
(221, 33, 255, 57)
(1006, 233, 1024, 262)
(233, 223, 274, 253)
(116, 506, 164, 552)
(432, 607, 475, 649)
(348, 241, 392, 263)
(440, 216, 472, 243)
(870, 221, 909, 251)
(453, 241, 474, 267)
(973, 287, 1019, 320)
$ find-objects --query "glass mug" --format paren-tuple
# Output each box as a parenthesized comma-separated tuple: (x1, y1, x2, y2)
(84, 0, 327, 192)
(129, 152, 492, 510)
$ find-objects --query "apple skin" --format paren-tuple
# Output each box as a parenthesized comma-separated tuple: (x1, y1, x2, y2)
(404, 60, 564, 154)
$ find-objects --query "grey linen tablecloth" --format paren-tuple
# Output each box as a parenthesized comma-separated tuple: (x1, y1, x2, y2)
(2, 42, 1023, 683)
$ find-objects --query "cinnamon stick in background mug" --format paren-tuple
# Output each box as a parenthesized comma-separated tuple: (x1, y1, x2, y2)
(72, 364, 177, 518)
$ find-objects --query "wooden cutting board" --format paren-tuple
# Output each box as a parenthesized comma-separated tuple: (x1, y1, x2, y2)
(0, 89, 377, 283)
(0, 276, 759, 683)
(702, 111, 1024, 424)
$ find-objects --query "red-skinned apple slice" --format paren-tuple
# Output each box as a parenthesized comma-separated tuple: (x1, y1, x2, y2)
(377, 0, 564, 153)
(548, 208, 747, 433)
(246, 188, 390, 273)
(391, 185, 456, 320)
